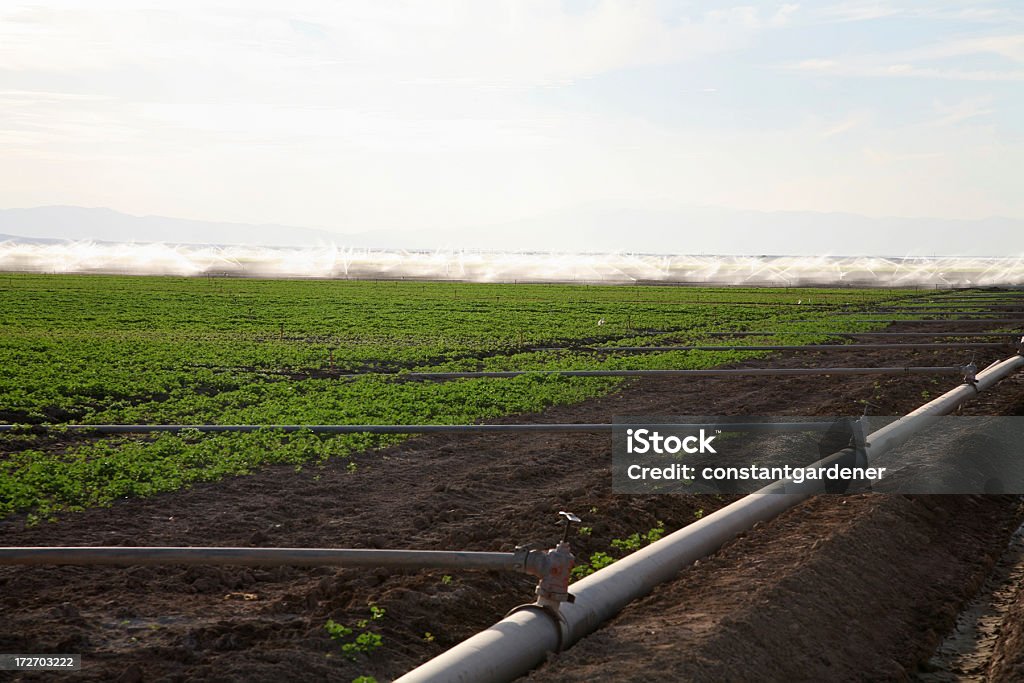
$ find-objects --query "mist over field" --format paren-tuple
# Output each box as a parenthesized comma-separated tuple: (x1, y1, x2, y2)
(2, 239, 1023, 287)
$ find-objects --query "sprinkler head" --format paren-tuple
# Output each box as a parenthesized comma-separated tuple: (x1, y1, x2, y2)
(558, 511, 581, 543)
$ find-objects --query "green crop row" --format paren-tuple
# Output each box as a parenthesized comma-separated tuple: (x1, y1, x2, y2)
(0, 274, 920, 519)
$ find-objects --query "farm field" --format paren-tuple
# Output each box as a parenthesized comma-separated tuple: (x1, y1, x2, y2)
(3, 276, 1024, 682)
(6, 4, 1024, 683)
(0, 274, 915, 519)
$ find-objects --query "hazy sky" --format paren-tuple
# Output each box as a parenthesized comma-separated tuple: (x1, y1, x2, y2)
(2, 1, 1022, 240)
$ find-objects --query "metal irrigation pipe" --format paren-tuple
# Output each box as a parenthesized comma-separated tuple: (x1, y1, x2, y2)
(885, 313, 1023, 317)
(397, 352, 1024, 683)
(854, 318, 1024, 323)
(919, 301, 1024, 305)
(884, 305, 1024, 310)
(0, 422, 841, 435)
(535, 343, 1007, 353)
(0, 547, 527, 571)
(703, 331, 1019, 338)
(835, 311, 1020, 317)
(396, 366, 969, 380)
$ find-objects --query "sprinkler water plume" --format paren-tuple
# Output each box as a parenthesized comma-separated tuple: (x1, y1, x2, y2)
(5, 242, 1024, 286)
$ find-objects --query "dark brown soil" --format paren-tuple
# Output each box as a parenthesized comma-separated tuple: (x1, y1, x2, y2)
(2, 314, 1024, 682)
(989, 568, 1024, 681)
(532, 495, 1023, 683)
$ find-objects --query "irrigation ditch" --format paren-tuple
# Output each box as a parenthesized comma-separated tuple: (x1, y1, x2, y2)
(916, 518, 1024, 681)
(2, 292, 1024, 681)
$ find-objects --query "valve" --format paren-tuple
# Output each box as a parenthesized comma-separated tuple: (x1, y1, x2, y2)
(963, 361, 978, 389)
(505, 512, 581, 650)
(519, 511, 579, 612)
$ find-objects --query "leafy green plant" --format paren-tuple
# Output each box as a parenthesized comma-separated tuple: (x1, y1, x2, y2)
(571, 551, 615, 578)
(324, 619, 352, 640)
(325, 604, 386, 660)
(609, 534, 642, 553)
(572, 523, 667, 578)
(609, 522, 664, 552)
(342, 632, 383, 657)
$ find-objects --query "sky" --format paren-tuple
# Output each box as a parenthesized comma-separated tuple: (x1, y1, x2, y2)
(1, 1, 1022, 248)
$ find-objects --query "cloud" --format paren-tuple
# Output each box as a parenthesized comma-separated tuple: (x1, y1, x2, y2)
(900, 33, 1024, 63)
(820, 111, 873, 138)
(816, 1, 1024, 25)
(927, 96, 994, 127)
(787, 62, 1024, 81)
(0, 89, 134, 154)
(770, 3, 801, 26)
(817, 1, 901, 23)
(0, 2, 791, 88)
(863, 148, 944, 163)
(779, 32, 1024, 81)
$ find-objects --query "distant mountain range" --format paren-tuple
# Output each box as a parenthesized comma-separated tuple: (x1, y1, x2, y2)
(1, 204, 1021, 256)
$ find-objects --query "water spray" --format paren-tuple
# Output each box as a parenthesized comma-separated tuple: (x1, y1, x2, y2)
(5, 242, 1024, 287)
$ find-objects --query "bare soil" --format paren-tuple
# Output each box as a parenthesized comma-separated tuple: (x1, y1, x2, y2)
(3, 315, 1024, 682)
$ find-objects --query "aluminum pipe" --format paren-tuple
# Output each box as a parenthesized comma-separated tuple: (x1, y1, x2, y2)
(397, 353, 1024, 683)
(0, 547, 526, 571)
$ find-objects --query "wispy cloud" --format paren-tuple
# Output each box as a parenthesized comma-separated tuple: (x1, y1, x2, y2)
(0, 2, 794, 88)
(780, 32, 1024, 81)
(816, 1, 1024, 25)
(0, 89, 132, 151)
(901, 33, 1024, 63)
(927, 96, 994, 126)
(820, 110, 873, 138)
(864, 148, 945, 163)
(817, 1, 901, 23)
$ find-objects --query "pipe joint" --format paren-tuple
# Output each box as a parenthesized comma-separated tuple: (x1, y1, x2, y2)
(511, 545, 531, 573)
(504, 602, 570, 652)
